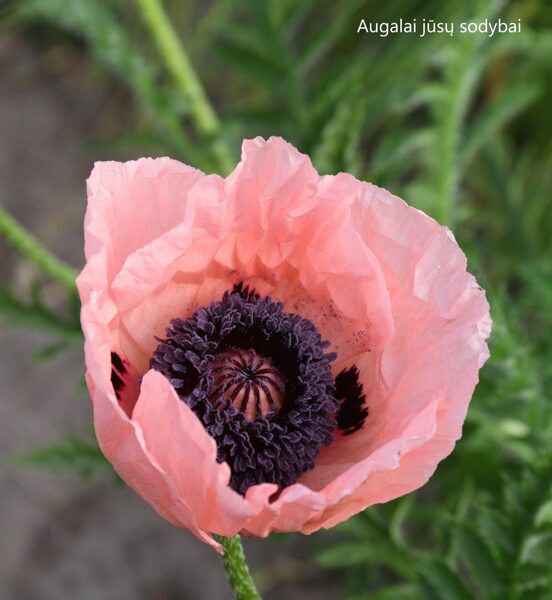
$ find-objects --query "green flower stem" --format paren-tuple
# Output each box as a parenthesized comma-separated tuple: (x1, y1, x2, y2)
(137, 0, 234, 175)
(217, 535, 262, 600)
(0, 203, 78, 292)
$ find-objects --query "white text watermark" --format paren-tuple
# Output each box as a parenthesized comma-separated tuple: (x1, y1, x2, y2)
(357, 18, 521, 38)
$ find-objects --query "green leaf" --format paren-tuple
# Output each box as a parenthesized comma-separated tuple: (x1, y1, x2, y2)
(82, 128, 173, 155)
(534, 500, 552, 528)
(361, 583, 422, 600)
(311, 67, 368, 174)
(389, 494, 416, 547)
(461, 84, 540, 167)
(0, 289, 82, 346)
(18, 0, 157, 98)
(32, 340, 73, 363)
(514, 565, 552, 596)
(16, 0, 206, 165)
(419, 560, 474, 600)
(477, 509, 515, 560)
(214, 37, 286, 88)
(316, 542, 375, 568)
(296, 0, 364, 75)
(315, 527, 417, 580)
(455, 524, 504, 596)
(369, 129, 435, 181)
(11, 435, 112, 481)
(520, 532, 552, 566)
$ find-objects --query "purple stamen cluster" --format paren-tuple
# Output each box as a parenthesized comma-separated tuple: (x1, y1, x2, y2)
(150, 284, 340, 495)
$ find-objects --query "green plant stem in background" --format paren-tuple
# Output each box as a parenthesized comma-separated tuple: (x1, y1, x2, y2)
(137, 0, 234, 175)
(432, 38, 479, 228)
(217, 535, 261, 600)
(0, 203, 77, 292)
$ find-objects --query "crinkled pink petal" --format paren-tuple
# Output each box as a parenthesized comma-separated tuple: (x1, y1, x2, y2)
(80, 302, 223, 550)
(78, 136, 491, 548)
(132, 370, 254, 535)
(226, 136, 320, 269)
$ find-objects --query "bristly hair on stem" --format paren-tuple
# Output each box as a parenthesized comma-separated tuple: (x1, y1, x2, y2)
(136, 0, 235, 175)
(216, 535, 261, 600)
(0, 202, 78, 293)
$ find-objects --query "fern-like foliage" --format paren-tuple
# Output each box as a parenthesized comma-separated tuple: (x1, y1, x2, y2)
(15, 0, 214, 168)
(0, 287, 82, 359)
(317, 453, 552, 599)
(11, 434, 114, 482)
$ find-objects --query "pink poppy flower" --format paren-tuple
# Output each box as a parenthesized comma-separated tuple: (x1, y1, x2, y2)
(77, 137, 491, 552)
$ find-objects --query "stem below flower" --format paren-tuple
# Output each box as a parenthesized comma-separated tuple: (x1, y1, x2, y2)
(0, 203, 78, 293)
(217, 535, 262, 600)
(136, 0, 234, 175)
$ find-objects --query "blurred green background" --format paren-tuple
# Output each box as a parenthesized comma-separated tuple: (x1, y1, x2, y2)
(1, 0, 552, 598)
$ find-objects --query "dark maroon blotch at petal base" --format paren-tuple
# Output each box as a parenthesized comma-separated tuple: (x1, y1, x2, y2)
(335, 366, 368, 436)
(111, 351, 127, 399)
(111, 351, 126, 375)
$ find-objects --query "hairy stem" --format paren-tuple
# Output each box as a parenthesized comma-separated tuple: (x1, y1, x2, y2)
(0, 203, 78, 292)
(432, 0, 503, 226)
(137, 0, 234, 174)
(433, 40, 478, 227)
(217, 535, 261, 600)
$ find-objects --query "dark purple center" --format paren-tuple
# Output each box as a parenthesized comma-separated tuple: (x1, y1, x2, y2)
(149, 283, 367, 495)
